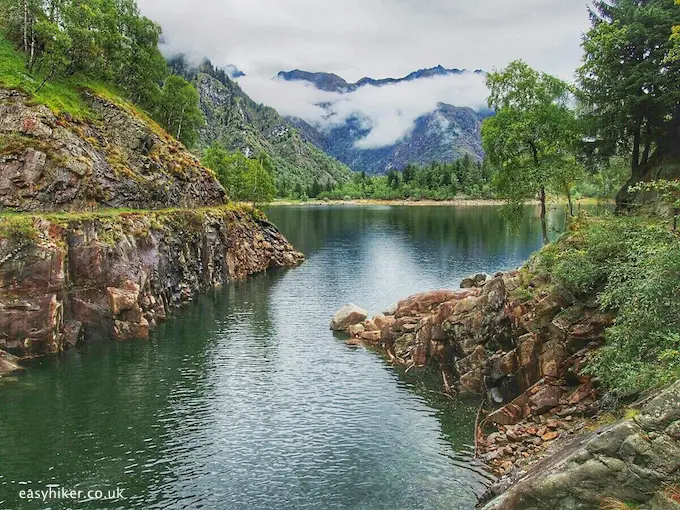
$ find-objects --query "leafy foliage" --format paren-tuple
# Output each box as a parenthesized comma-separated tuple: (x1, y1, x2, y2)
(537, 215, 680, 393)
(482, 60, 582, 241)
(202, 143, 276, 205)
(0, 0, 205, 148)
(578, 0, 680, 193)
(156, 75, 204, 147)
(316, 155, 494, 201)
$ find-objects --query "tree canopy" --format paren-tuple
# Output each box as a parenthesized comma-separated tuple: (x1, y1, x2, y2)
(578, 0, 680, 206)
(202, 143, 276, 205)
(482, 60, 580, 243)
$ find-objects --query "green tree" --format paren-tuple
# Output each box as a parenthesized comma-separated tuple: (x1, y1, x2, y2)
(202, 143, 249, 200)
(156, 75, 204, 147)
(243, 158, 276, 207)
(482, 60, 579, 243)
(578, 0, 680, 208)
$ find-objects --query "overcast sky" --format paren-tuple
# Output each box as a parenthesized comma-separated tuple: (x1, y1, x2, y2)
(138, 0, 592, 148)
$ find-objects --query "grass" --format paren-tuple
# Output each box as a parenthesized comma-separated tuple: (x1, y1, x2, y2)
(0, 33, 166, 130)
(599, 498, 638, 510)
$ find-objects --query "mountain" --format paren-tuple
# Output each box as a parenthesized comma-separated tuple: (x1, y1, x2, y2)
(168, 57, 354, 192)
(277, 65, 484, 93)
(277, 66, 490, 174)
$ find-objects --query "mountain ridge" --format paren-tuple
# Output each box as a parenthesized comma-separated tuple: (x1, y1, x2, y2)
(275, 66, 490, 174)
(276, 65, 485, 93)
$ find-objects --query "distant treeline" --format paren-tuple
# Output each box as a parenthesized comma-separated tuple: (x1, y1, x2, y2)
(295, 155, 494, 201)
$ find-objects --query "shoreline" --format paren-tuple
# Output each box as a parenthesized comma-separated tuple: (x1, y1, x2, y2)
(267, 198, 609, 207)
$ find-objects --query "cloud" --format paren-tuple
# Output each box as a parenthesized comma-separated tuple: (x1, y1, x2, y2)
(237, 72, 488, 149)
(138, 0, 591, 82)
(137, 0, 591, 148)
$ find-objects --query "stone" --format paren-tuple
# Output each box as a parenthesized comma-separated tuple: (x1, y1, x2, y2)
(461, 273, 488, 289)
(529, 385, 565, 414)
(1, 207, 305, 358)
(394, 290, 459, 318)
(62, 320, 84, 346)
(359, 330, 381, 343)
(482, 382, 680, 509)
(0, 350, 22, 376)
(348, 323, 365, 337)
(330, 304, 369, 331)
(107, 282, 140, 315)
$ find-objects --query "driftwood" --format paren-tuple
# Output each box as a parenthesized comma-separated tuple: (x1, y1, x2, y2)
(474, 397, 487, 459)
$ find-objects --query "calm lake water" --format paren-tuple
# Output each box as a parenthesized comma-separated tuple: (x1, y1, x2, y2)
(0, 204, 572, 509)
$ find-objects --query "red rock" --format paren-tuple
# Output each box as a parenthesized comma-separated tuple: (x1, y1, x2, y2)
(541, 431, 559, 441)
(395, 290, 460, 318)
(348, 323, 365, 337)
(359, 331, 381, 343)
(107, 282, 140, 315)
(529, 385, 565, 414)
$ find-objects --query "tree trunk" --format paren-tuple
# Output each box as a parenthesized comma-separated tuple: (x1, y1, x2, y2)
(632, 124, 641, 172)
(23, 0, 28, 52)
(540, 186, 548, 245)
(566, 186, 574, 217)
(35, 66, 56, 93)
(616, 124, 646, 212)
(641, 121, 652, 166)
(28, 17, 35, 71)
(176, 105, 186, 141)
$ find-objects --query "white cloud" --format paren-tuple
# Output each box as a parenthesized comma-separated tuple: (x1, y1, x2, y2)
(138, 0, 590, 82)
(238, 72, 488, 149)
(137, 0, 591, 149)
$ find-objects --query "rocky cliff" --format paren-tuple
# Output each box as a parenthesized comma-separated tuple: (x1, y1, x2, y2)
(480, 381, 680, 509)
(334, 266, 678, 508)
(0, 207, 304, 363)
(0, 88, 225, 211)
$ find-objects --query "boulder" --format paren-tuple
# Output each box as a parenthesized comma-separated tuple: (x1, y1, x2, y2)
(330, 304, 368, 331)
(394, 290, 459, 318)
(348, 323, 365, 337)
(482, 381, 680, 510)
(0, 350, 22, 376)
(461, 273, 489, 289)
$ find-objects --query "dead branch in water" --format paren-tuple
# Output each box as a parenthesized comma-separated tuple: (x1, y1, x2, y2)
(474, 397, 486, 459)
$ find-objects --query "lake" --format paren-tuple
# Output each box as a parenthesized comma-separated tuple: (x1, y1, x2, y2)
(0, 204, 572, 509)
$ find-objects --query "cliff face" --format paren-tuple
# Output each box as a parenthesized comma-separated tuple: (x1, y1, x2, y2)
(0, 88, 225, 211)
(193, 73, 354, 191)
(0, 207, 304, 359)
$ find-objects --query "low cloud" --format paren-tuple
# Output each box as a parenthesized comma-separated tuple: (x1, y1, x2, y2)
(238, 72, 488, 149)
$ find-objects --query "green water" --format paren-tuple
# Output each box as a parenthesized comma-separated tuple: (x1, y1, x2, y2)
(0, 204, 573, 509)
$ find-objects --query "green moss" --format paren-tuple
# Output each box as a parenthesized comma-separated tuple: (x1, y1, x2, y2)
(0, 215, 39, 241)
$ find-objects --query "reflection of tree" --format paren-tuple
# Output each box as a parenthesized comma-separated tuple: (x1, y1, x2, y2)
(266, 204, 572, 273)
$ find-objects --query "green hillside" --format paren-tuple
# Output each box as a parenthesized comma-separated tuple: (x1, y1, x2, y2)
(168, 57, 353, 195)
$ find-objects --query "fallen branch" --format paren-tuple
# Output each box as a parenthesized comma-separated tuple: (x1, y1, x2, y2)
(474, 397, 487, 459)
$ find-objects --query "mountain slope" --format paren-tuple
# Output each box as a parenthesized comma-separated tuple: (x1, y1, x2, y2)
(277, 67, 490, 174)
(192, 71, 353, 193)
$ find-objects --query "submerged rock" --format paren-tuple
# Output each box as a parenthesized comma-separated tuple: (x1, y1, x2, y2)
(0, 350, 22, 376)
(330, 304, 368, 331)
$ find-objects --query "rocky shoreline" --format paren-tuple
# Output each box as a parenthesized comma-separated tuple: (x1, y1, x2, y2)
(331, 269, 680, 509)
(0, 206, 304, 369)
